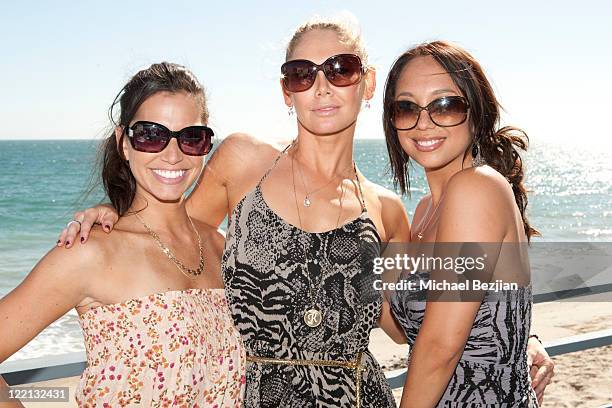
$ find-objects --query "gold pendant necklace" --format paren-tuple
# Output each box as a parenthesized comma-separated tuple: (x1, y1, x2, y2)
(135, 213, 205, 279)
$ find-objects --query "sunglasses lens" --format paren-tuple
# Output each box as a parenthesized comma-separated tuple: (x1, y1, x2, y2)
(130, 123, 169, 152)
(282, 60, 315, 92)
(392, 101, 421, 130)
(429, 97, 469, 127)
(178, 127, 213, 156)
(324, 54, 363, 87)
(392, 97, 469, 130)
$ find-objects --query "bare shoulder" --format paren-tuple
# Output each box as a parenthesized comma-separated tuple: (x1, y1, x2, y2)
(438, 166, 517, 241)
(219, 132, 266, 150)
(362, 178, 410, 242)
(364, 178, 406, 215)
(207, 133, 286, 181)
(33, 225, 112, 283)
(216, 133, 284, 162)
(445, 166, 514, 207)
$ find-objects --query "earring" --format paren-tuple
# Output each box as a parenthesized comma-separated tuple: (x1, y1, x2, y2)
(364, 99, 371, 109)
(471, 142, 485, 167)
(288, 106, 294, 116)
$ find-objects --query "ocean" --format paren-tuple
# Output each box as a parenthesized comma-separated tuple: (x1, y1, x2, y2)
(0, 139, 611, 362)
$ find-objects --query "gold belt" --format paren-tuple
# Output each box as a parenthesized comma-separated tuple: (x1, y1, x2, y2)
(246, 352, 365, 408)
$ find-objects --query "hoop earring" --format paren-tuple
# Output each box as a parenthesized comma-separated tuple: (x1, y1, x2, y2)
(288, 106, 295, 116)
(471, 142, 485, 167)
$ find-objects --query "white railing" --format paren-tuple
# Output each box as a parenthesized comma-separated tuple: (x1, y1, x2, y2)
(385, 328, 612, 390)
(1, 286, 611, 388)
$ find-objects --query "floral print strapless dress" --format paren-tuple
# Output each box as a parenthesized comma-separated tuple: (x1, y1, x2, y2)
(76, 288, 245, 407)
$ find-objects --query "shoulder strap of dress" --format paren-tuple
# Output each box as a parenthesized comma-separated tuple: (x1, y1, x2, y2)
(353, 162, 367, 213)
(257, 141, 294, 185)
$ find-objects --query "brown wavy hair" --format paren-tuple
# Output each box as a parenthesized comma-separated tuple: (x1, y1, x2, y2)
(382, 41, 538, 240)
(99, 62, 208, 216)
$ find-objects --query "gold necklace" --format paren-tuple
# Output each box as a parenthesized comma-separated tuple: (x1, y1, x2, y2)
(135, 213, 205, 279)
(291, 146, 348, 328)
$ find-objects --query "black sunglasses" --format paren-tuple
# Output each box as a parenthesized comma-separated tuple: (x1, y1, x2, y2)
(126, 121, 214, 156)
(391, 96, 470, 130)
(281, 53, 365, 93)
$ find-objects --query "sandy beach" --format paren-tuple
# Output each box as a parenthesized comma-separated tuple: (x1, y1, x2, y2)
(369, 297, 612, 407)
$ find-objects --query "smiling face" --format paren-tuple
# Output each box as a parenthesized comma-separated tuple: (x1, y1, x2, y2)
(118, 91, 204, 203)
(394, 56, 472, 171)
(282, 29, 375, 137)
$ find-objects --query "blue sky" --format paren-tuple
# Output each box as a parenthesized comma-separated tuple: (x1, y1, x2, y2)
(1, 0, 611, 147)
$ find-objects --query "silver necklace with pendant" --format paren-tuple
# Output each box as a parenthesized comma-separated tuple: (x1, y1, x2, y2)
(290, 144, 349, 327)
(295, 156, 352, 208)
(416, 195, 443, 241)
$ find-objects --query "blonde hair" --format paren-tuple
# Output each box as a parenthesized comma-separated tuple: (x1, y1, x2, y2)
(285, 16, 369, 67)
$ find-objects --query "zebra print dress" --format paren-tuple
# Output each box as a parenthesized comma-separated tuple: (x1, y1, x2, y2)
(221, 157, 396, 407)
(389, 270, 539, 407)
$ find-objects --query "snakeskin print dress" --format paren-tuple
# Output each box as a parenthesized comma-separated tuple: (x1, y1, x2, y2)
(221, 150, 396, 408)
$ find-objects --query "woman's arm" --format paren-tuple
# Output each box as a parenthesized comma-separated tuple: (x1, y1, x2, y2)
(0, 375, 25, 408)
(400, 169, 509, 407)
(188, 132, 277, 226)
(376, 189, 411, 344)
(0, 241, 96, 407)
(527, 336, 555, 405)
(0, 244, 94, 364)
(185, 134, 237, 227)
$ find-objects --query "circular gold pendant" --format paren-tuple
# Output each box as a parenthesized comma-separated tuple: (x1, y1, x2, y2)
(304, 308, 323, 327)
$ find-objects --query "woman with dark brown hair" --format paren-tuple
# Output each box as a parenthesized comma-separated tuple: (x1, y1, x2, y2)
(383, 41, 541, 407)
(0, 62, 245, 406)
